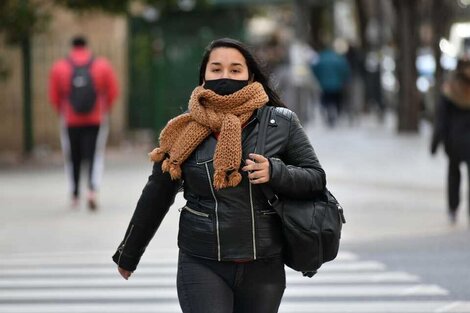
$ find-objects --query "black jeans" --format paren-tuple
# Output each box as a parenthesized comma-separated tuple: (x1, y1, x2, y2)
(321, 91, 343, 127)
(67, 126, 99, 196)
(177, 250, 285, 313)
(448, 158, 470, 213)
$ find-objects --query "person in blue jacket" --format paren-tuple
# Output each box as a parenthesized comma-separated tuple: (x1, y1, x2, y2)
(312, 44, 351, 126)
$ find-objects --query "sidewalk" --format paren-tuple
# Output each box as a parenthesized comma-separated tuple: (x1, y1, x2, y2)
(305, 113, 469, 242)
(0, 113, 467, 257)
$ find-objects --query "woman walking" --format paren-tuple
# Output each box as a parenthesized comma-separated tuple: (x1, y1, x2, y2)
(113, 38, 326, 312)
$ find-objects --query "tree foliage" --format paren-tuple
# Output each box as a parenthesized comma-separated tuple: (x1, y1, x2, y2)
(0, 0, 179, 45)
(54, 0, 132, 13)
(0, 0, 51, 44)
(53, 0, 183, 14)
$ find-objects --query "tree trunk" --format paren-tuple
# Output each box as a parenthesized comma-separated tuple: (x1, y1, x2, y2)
(21, 35, 33, 155)
(20, 0, 33, 155)
(294, 0, 310, 43)
(393, 0, 420, 132)
(309, 2, 333, 49)
(430, 0, 453, 115)
(354, 0, 369, 48)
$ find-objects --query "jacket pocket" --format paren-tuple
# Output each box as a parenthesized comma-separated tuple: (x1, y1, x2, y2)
(179, 205, 210, 218)
(181, 153, 213, 199)
(178, 205, 217, 257)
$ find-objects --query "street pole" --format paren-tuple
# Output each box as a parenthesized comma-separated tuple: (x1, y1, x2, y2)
(21, 0, 33, 156)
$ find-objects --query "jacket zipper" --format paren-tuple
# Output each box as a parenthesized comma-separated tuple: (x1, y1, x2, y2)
(260, 210, 277, 215)
(249, 181, 257, 259)
(117, 224, 135, 266)
(244, 116, 257, 129)
(246, 115, 265, 260)
(205, 163, 221, 261)
(179, 205, 210, 218)
(249, 126, 260, 260)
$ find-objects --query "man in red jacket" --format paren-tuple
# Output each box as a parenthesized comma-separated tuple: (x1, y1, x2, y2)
(49, 36, 119, 210)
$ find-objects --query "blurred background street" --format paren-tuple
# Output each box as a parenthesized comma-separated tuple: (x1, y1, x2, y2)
(1, 0, 470, 312)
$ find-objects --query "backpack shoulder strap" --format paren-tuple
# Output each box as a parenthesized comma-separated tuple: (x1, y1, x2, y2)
(256, 106, 280, 208)
(255, 105, 272, 156)
(84, 56, 95, 68)
(66, 57, 76, 68)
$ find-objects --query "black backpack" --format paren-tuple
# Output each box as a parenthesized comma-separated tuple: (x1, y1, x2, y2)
(256, 107, 346, 277)
(68, 57, 97, 114)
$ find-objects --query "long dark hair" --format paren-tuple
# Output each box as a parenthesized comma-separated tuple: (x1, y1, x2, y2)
(198, 38, 286, 108)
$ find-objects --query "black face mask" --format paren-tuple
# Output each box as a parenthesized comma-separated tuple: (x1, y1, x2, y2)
(204, 78, 249, 96)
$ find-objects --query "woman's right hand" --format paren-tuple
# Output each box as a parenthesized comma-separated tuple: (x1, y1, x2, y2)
(118, 266, 133, 280)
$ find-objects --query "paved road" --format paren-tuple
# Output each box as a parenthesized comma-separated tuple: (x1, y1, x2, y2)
(1, 248, 469, 313)
(1, 114, 469, 312)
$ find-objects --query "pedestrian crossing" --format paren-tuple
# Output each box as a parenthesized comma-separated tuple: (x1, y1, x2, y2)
(0, 250, 469, 313)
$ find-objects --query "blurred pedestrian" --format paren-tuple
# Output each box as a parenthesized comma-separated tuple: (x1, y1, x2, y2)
(311, 41, 351, 127)
(272, 47, 320, 124)
(431, 56, 470, 225)
(364, 50, 385, 119)
(48, 35, 119, 210)
(112, 38, 326, 313)
(344, 43, 366, 124)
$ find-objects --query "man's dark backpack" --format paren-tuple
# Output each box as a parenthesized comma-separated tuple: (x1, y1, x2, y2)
(68, 57, 97, 114)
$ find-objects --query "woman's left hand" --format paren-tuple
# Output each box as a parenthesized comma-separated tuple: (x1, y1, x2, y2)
(242, 153, 270, 184)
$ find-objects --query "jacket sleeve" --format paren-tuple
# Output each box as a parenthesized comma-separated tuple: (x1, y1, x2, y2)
(268, 111, 326, 199)
(48, 62, 62, 112)
(103, 59, 119, 110)
(431, 95, 449, 155)
(112, 161, 181, 271)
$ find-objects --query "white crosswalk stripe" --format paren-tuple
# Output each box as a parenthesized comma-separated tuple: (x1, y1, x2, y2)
(0, 251, 469, 313)
(0, 272, 420, 288)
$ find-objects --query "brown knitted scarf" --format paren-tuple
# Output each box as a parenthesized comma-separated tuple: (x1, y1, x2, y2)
(149, 82, 269, 190)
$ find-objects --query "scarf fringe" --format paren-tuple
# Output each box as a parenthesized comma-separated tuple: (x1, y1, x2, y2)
(162, 159, 182, 180)
(213, 169, 242, 190)
(149, 148, 183, 180)
(227, 171, 242, 187)
(148, 147, 166, 163)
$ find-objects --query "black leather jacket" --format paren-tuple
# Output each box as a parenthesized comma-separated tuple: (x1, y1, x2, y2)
(113, 106, 326, 271)
(431, 95, 470, 160)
